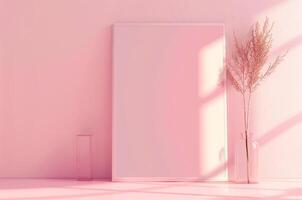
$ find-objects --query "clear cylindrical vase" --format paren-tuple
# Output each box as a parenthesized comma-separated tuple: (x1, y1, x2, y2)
(235, 133, 258, 183)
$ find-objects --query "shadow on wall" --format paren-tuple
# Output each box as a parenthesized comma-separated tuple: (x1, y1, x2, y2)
(257, 112, 302, 146)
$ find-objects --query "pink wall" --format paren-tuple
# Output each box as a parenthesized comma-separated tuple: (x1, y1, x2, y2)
(0, 0, 227, 179)
(0, 0, 301, 180)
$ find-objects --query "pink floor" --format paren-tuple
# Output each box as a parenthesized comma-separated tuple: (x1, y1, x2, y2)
(1, 179, 302, 200)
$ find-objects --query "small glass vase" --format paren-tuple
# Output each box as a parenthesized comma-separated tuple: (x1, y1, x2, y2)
(234, 133, 258, 183)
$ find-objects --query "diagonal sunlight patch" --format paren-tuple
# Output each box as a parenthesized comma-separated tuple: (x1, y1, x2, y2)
(198, 36, 227, 181)
(255, 1, 302, 48)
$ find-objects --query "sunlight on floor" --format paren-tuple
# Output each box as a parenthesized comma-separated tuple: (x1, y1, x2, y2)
(0, 179, 302, 200)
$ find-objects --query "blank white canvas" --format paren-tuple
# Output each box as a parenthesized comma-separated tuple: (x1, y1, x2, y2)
(113, 23, 227, 181)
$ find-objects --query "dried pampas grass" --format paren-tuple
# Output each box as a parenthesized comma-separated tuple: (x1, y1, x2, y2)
(226, 17, 286, 183)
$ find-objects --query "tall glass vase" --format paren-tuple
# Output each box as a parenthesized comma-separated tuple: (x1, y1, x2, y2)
(235, 133, 259, 183)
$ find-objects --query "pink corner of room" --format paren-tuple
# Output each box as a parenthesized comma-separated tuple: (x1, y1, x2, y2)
(0, 0, 302, 199)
